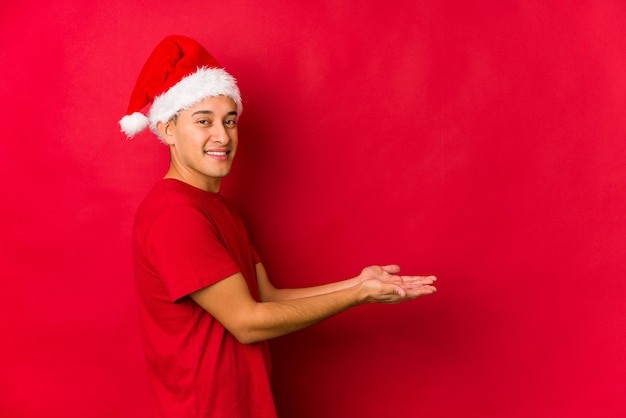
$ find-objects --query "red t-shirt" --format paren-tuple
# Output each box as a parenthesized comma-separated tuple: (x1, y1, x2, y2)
(132, 179, 276, 417)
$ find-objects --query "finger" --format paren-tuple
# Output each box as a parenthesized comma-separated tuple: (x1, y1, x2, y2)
(404, 285, 437, 297)
(403, 275, 436, 281)
(403, 281, 437, 290)
(401, 275, 437, 284)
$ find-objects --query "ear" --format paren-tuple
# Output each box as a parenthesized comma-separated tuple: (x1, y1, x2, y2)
(156, 120, 176, 145)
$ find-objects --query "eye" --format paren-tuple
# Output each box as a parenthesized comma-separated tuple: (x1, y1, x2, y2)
(224, 119, 237, 129)
(197, 119, 212, 126)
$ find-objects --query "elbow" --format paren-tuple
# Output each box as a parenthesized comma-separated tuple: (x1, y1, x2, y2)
(231, 328, 266, 345)
(227, 317, 268, 344)
(223, 304, 279, 344)
(236, 335, 264, 345)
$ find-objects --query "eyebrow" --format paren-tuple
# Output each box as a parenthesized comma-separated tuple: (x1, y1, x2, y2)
(191, 110, 238, 117)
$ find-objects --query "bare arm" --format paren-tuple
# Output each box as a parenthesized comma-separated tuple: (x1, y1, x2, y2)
(190, 267, 436, 344)
(256, 262, 434, 302)
(255, 263, 359, 302)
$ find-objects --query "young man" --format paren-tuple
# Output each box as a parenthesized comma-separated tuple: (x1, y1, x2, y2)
(121, 35, 437, 418)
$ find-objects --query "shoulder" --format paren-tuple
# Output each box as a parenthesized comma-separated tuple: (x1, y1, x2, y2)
(137, 179, 222, 215)
(133, 180, 207, 239)
(133, 179, 243, 240)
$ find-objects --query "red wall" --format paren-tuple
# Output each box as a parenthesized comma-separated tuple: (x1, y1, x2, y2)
(2, 1, 625, 417)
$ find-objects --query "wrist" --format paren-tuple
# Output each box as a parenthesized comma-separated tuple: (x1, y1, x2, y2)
(353, 280, 372, 305)
(348, 275, 364, 288)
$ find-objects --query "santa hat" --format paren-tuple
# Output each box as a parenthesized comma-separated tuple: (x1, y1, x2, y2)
(120, 35, 242, 140)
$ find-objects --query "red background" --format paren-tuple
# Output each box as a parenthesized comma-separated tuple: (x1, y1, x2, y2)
(1, 1, 625, 417)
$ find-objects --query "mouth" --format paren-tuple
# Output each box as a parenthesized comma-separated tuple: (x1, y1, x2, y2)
(204, 149, 231, 161)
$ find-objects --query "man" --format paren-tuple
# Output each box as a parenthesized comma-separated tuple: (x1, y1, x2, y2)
(121, 35, 437, 417)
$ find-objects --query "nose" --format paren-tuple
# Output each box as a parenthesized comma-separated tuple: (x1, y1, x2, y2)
(212, 123, 230, 144)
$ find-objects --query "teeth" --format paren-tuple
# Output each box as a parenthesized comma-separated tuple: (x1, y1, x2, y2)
(206, 151, 227, 155)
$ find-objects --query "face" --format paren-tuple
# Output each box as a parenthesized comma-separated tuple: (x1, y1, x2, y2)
(158, 96, 239, 192)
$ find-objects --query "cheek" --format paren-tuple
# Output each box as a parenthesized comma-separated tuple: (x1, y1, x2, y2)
(229, 131, 239, 145)
(176, 129, 203, 147)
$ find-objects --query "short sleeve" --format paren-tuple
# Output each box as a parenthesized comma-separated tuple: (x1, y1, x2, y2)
(145, 204, 241, 302)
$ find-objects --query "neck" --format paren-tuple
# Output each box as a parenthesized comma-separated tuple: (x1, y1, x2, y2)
(164, 166, 221, 193)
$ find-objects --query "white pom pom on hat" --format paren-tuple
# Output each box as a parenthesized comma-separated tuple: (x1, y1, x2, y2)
(119, 35, 242, 141)
(119, 112, 150, 137)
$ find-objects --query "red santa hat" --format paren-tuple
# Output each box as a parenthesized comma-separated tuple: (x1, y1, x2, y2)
(120, 35, 242, 140)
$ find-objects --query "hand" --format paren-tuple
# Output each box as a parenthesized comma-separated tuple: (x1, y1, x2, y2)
(357, 265, 437, 304)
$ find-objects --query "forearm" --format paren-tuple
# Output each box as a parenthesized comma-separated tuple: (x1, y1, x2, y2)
(193, 268, 436, 345)
(238, 272, 435, 343)
(256, 262, 361, 302)
(265, 277, 360, 301)
(238, 286, 363, 343)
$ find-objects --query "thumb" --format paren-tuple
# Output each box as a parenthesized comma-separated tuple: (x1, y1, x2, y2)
(381, 264, 401, 274)
(393, 285, 406, 298)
